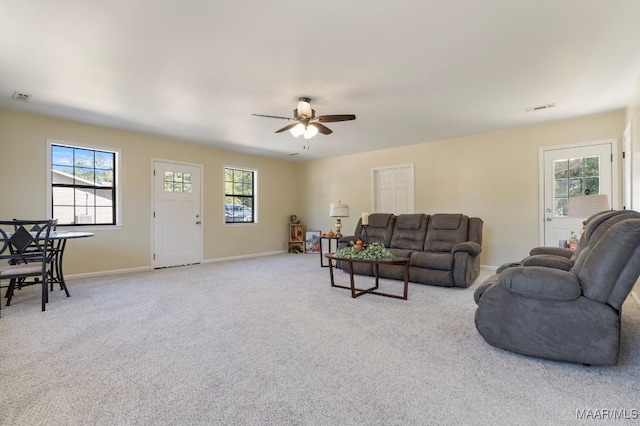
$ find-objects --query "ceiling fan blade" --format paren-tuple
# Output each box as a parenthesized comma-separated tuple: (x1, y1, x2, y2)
(311, 123, 333, 135)
(316, 114, 356, 123)
(252, 113, 293, 120)
(275, 122, 301, 133)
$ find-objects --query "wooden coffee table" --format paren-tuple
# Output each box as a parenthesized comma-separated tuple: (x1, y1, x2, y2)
(325, 253, 410, 300)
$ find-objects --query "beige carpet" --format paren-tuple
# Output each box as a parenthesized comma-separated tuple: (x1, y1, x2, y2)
(1, 254, 639, 425)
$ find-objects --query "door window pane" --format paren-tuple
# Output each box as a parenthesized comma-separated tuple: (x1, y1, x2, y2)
(553, 155, 601, 217)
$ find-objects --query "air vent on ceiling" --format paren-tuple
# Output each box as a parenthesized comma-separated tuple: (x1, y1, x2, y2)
(525, 103, 555, 112)
(12, 91, 32, 102)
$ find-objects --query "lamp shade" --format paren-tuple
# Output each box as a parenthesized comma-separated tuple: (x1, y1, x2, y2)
(329, 201, 349, 217)
(289, 123, 305, 137)
(303, 124, 319, 139)
(567, 194, 610, 217)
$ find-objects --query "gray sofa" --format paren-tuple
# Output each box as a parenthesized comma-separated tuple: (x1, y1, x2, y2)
(474, 217, 640, 365)
(338, 213, 483, 288)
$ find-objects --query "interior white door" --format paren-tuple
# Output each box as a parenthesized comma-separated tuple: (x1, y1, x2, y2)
(372, 164, 414, 214)
(153, 160, 202, 268)
(542, 142, 613, 247)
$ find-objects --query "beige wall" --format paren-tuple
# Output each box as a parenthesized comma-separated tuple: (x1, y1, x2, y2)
(0, 107, 630, 275)
(625, 72, 640, 300)
(0, 109, 300, 275)
(299, 111, 625, 268)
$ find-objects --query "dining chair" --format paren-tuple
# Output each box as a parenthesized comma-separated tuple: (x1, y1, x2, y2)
(13, 218, 65, 294)
(0, 219, 54, 316)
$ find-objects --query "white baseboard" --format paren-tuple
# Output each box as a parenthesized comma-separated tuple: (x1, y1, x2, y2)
(64, 251, 287, 280)
(202, 250, 286, 264)
(481, 265, 498, 272)
(66, 266, 152, 281)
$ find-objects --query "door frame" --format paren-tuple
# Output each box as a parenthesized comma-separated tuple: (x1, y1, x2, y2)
(538, 139, 619, 245)
(150, 158, 204, 268)
(623, 121, 632, 210)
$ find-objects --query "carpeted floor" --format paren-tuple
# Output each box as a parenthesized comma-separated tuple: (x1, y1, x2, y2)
(1, 254, 639, 425)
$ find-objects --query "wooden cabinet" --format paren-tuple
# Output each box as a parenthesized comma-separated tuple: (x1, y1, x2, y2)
(288, 224, 305, 253)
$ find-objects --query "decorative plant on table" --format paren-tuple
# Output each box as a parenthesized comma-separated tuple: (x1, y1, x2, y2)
(335, 241, 393, 260)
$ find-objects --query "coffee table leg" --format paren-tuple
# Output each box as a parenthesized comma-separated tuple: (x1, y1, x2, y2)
(374, 263, 380, 290)
(349, 261, 357, 298)
(328, 257, 335, 287)
(403, 263, 409, 300)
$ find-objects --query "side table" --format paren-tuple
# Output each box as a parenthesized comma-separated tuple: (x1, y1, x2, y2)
(320, 236, 340, 267)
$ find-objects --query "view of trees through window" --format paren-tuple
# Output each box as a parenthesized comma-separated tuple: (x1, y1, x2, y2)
(51, 144, 116, 225)
(224, 167, 255, 223)
(553, 156, 600, 216)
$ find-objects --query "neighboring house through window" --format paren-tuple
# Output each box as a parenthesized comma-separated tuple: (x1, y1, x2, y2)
(47, 139, 120, 226)
(224, 166, 256, 224)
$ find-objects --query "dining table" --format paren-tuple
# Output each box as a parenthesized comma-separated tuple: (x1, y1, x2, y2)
(46, 231, 94, 294)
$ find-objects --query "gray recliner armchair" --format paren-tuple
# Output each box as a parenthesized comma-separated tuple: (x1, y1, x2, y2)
(496, 210, 640, 273)
(474, 218, 640, 365)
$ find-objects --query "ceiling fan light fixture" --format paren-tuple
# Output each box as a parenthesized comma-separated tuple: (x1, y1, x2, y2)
(290, 123, 305, 137)
(303, 124, 319, 139)
(297, 97, 312, 118)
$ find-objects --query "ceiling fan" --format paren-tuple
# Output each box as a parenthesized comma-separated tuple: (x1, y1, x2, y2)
(252, 97, 356, 139)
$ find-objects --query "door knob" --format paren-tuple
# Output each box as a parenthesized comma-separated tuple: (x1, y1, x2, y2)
(546, 217, 552, 222)
(195, 221, 201, 225)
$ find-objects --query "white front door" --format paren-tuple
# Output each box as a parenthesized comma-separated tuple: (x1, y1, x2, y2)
(153, 160, 202, 268)
(541, 141, 615, 247)
(371, 164, 414, 214)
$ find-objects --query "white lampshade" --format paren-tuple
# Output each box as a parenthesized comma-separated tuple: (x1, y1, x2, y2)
(289, 123, 305, 137)
(568, 194, 610, 217)
(303, 124, 319, 139)
(329, 201, 349, 217)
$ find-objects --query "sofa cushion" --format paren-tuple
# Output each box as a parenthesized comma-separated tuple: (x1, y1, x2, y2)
(389, 214, 428, 250)
(430, 214, 462, 230)
(387, 248, 414, 259)
(424, 214, 469, 252)
(409, 251, 453, 271)
(369, 213, 394, 228)
(394, 214, 424, 230)
(354, 213, 396, 247)
(578, 219, 640, 309)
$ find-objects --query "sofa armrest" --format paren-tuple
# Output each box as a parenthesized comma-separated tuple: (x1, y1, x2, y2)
(521, 254, 573, 271)
(529, 246, 573, 258)
(338, 235, 358, 250)
(500, 266, 582, 301)
(339, 235, 357, 244)
(453, 241, 481, 256)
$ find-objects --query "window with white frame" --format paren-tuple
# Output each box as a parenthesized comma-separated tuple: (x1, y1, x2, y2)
(48, 140, 120, 226)
(224, 166, 256, 224)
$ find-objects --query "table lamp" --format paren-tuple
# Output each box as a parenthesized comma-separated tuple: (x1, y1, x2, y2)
(329, 201, 349, 238)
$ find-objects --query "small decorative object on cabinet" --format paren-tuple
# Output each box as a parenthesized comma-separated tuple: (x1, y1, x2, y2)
(288, 223, 305, 253)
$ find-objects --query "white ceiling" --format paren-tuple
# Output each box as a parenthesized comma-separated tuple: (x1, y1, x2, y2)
(2, 1, 640, 161)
